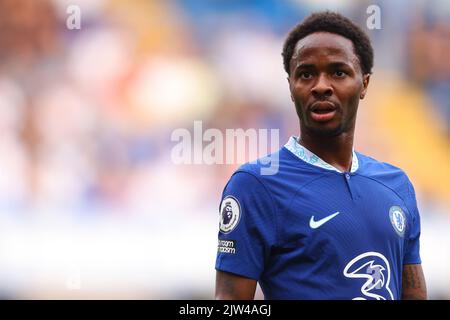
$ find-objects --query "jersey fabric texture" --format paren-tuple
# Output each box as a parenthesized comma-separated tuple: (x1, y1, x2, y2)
(215, 136, 421, 300)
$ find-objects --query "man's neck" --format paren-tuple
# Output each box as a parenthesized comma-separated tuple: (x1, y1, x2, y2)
(298, 130, 355, 173)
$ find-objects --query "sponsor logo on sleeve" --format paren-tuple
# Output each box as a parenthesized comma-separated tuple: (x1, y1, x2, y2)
(218, 239, 236, 254)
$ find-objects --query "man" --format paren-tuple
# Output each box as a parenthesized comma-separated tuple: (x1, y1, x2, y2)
(215, 11, 427, 300)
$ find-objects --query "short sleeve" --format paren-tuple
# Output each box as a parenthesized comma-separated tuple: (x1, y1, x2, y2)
(215, 170, 277, 280)
(403, 179, 422, 264)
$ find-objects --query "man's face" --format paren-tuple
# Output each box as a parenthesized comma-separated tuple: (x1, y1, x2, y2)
(288, 32, 370, 137)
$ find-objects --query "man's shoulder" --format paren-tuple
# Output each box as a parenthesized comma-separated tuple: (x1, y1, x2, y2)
(226, 147, 324, 199)
(356, 152, 420, 218)
(230, 149, 284, 185)
(233, 147, 314, 180)
(356, 151, 413, 190)
(357, 152, 406, 174)
(221, 151, 285, 204)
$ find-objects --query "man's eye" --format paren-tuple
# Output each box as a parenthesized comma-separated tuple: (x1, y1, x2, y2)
(299, 72, 312, 79)
(334, 70, 346, 77)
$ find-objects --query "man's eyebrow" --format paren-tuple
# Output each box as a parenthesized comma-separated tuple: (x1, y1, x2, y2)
(327, 62, 352, 69)
(294, 63, 315, 72)
(294, 61, 352, 71)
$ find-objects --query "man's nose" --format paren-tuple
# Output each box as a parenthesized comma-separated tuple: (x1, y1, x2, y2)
(311, 74, 333, 98)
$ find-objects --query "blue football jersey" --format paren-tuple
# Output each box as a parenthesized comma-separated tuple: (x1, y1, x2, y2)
(215, 136, 421, 300)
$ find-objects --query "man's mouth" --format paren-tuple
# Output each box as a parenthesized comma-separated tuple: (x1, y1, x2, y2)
(309, 101, 338, 122)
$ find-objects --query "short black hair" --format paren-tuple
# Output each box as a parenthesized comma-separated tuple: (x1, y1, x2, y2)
(282, 11, 374, 76)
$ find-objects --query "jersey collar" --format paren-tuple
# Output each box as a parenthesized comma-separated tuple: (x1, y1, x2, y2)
(284, 136, 359, 173)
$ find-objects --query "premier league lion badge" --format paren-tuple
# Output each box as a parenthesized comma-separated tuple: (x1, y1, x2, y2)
(219, 196, 241, 233)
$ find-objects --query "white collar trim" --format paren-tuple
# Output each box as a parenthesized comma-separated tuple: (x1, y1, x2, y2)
(284, 136, 359, 173)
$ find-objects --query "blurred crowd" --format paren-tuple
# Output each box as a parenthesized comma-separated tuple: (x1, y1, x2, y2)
(0, 0, 449, 298)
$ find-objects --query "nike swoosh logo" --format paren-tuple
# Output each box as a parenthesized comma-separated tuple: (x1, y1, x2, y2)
(309, 211, 340, 229)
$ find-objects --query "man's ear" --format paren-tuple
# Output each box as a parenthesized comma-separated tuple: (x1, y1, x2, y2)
(360, 74, 371, 99)
(287, 76, 294, 102)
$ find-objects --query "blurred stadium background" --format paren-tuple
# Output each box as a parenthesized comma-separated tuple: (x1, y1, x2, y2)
(0, 0, 449, 299)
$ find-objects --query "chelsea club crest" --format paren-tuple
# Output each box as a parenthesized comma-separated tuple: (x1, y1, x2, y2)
(219, 196, 241, 233)
(389, 206, 406, 237)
